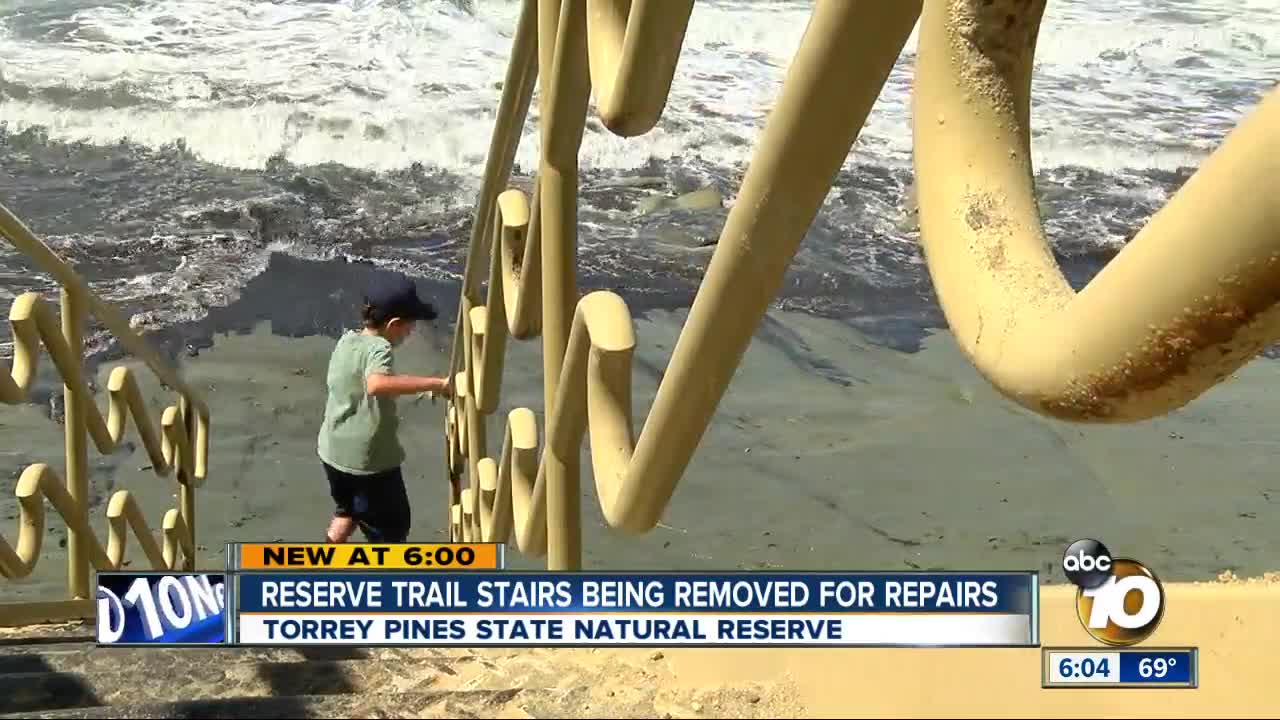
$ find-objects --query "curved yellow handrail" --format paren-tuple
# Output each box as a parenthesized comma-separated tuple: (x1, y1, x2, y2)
(466, 189, 531, 413)
(540, 292, 635, 527)
(446, 185, 541, 549)
(161, 507, 194, 571)
(913, 0, 1280, 422)
(501, 183, 542, 341)
(487, 408, 542, 552)
(469, 292, 633, 546)
(0, 465, 188, 579)
(105, 491, 165, 569)
(449, 0, 924, 565)
(2, 199, 210, 618)
(2, 292, 208, 483)
(584, 0, 695, 137)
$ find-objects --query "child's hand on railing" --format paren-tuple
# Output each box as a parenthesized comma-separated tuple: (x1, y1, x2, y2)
(436, 382, 454, 404)
(416, 383, 454, 405)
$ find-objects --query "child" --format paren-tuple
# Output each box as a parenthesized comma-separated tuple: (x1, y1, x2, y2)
(317, 274, 451, 543)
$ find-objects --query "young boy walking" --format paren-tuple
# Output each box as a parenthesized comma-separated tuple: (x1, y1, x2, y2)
(317, 274, 451, 543)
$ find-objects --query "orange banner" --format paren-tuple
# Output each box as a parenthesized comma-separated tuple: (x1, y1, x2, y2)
(236, 543, 501, 570)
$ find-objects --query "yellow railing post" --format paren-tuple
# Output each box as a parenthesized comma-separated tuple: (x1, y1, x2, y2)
(445, 433, 459, 542)
(179, 395, 196, 571)
(60, 287, 91, 600)
(537, 0, 593, 571)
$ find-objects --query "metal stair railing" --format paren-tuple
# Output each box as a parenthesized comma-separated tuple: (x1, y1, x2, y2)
(0, 204, 211, 627)
(445, 0, 1276, 571)
(914, 0, 1280, 422)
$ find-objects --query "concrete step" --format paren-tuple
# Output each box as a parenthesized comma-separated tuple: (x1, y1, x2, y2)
(0, 689, 554, 720)
(0, 645, 490, 715)
(0, 635, 799, 719)
(0, 642, 481, 675)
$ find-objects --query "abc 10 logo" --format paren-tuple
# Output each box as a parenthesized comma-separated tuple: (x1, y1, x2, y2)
(1062, 539, 1165, 646)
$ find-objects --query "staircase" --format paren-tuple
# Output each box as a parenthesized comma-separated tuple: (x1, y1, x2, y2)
(0, 624, 798, 719)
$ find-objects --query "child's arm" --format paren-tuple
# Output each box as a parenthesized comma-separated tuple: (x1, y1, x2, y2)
(366, 372, 451, 397)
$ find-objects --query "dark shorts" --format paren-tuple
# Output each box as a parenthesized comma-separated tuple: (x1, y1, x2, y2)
(323, 462, 411, 543)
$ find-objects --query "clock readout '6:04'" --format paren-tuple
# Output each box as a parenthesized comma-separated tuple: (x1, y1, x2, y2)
(1052, 651, 1117, 681)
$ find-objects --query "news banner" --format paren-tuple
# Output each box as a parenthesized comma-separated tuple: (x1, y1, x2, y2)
(95, 538, 1198, 689)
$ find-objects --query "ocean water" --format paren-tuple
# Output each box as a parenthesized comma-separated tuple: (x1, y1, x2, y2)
(0, 0, 1276, 354)
(2, 1, 1280, 586)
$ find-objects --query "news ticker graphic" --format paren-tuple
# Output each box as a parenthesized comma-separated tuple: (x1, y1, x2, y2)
(97, 572, 229, 646)
(1042, 648, 1198, 688)
(96, 554, 1038, 648)
(1061, 538, 1165, 647)
(234, 571, 1037, 647)
(230, 542, 504, 571)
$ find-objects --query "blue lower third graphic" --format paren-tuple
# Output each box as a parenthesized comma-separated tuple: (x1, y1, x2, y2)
(232, 571, 1039, 647)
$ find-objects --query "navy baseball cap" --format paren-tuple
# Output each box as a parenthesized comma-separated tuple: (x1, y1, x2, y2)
(363, 274, 438, 324)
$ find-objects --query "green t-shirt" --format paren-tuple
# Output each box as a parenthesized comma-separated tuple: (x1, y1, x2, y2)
(317, 331, 405, 474)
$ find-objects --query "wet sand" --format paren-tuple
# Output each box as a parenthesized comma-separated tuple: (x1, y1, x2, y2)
(4, 265, 1278, 601)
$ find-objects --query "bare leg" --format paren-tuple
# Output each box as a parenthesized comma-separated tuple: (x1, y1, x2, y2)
(327, 515, 356, 543)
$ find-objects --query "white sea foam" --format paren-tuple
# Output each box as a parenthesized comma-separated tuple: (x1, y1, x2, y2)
(0, 0, 1275, 343)
(0, 0, 1273, 180)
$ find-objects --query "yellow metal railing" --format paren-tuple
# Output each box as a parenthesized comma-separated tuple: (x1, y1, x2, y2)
(0, 204, 211, 627)
(445, 0, 1279, 571)
(915, 0, 1280, 422)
